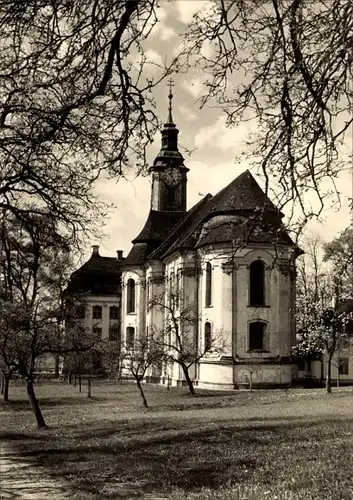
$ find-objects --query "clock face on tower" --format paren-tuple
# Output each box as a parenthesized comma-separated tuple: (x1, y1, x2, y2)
(161, 167, 183, 187)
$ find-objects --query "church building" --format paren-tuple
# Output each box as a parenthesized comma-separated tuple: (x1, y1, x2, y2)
(120, 87, 300, 389)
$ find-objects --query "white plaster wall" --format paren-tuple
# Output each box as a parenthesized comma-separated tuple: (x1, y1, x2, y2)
(145, 260, 165, 337)
(80, 295, 120, 340)
(121, 268, 146, 342)
(198, 362, 233, 386)
(234, 364, 292, 385)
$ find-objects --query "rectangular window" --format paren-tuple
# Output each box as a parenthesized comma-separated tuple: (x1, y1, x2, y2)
(126, 327, 135, 349)
(75, 305, 85, 319)
(249, 322, 266, 351)
(92, 305, 102, 319)
(92, 327, 102, 339)
(339, 358, 349, 375)
(109, 324, 120, 341)
(109, 306, 119, 320)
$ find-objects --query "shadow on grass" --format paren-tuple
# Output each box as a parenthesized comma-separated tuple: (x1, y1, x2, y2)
(2, 415, 353, 498)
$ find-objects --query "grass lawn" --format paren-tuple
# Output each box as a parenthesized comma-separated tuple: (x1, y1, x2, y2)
(1, 380, 353, 500)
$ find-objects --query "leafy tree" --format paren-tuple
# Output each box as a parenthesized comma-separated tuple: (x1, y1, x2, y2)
(183, 0, 353, 231)
(323, 226, 353, 299)
(295, 232, 352, 392)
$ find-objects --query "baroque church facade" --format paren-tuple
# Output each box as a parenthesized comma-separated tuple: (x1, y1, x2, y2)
(67, 89, 301, 389)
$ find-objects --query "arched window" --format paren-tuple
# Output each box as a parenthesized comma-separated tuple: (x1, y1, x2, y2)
(249, 260, 265, 306)
(126, 279, 135, 313)
(205, 262, 212, 307)
(126, 326, 135, 348)
(204, 322, 212, 351)
(175, 271, 181, 308)
(166, 186, 176, 210)
(109, 306, 119, 320)
(249, 321, 266, 351)
(92, 305, 102, 319)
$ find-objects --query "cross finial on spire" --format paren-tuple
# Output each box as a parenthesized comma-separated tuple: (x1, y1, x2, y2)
(167, 77, 175, 123)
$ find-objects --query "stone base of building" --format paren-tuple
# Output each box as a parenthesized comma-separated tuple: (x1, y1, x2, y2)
(198, 359, 294, 389)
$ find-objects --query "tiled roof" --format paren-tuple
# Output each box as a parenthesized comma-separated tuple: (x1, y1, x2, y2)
(126, 170, 294, 265)
(123, 242, 156, 266)
(66, 254, 123, 295)
(155, 194, 213, 259)
(195, 212, 294, 248)
(208, 169, 282, 216)
(133, 210, 187, 244)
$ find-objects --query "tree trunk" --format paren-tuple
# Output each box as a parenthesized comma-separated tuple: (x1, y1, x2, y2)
(181, 363, 195, 395)
(326, 355, 332, 394)
(54, 355, 60, 378)
(26, 380, 47, 428)
(78, 373, 82, 393)
(136, 378, 148, 408)
(3, 375, 10, 402)
(87, 378, 91, 398)
(0, 376, 4, 394)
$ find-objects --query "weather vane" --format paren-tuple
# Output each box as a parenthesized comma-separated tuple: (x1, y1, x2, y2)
(167, 77, 175, 123)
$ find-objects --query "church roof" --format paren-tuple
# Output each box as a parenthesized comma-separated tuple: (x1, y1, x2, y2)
(207, 169, 282, 216)
(145, 170, 294, 261)
(66, 248, 123, 295)
(133, 210, 187, 244)
(123, 242, 156, 266)
(148, 194, 213, 260)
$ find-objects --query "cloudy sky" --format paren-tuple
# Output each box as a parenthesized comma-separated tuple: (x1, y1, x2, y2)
(91, 0, 352, 261)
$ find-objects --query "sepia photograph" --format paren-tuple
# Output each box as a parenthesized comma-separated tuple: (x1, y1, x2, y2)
(0, 1, 352, 499)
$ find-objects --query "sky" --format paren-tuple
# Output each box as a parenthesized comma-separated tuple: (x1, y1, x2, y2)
(90, 0, 352, 262)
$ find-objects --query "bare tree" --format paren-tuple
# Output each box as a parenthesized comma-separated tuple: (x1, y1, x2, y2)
(0, 0, 178, 236)
(148, 290, 227, 396)
(182, 0, 353, 234)
(0, 211, 98, 427)
(121, 331, 164, 408)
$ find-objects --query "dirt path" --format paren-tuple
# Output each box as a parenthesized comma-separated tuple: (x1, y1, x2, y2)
(0, 444, 72, 499)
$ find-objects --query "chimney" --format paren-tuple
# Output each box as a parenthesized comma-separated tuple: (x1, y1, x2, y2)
(92, 245, 99, 256)
(117, 250, 123, 260)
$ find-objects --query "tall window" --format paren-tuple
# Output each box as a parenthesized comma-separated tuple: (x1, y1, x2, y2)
(339, 358, 349, 375)
(109, 306, 119, 320)
(75, 305, 86, 319)
(204, 322, 212, 351)
(249, 260, 265, 306)
(109, 323, 120, 342)
(249, 321, 266, 351)
(166, 324, 172, 346)
(205, 262, 212, 307)
(126, 327, 135, 348)
(175, 271, 181, 308)
(92, 305, 102, 319)
(126, 279, 136, 313)
(166, 186, 176, 210)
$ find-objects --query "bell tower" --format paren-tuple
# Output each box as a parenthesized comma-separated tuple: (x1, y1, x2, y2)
(150, 80, 189, 212)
